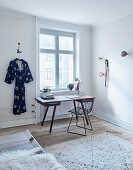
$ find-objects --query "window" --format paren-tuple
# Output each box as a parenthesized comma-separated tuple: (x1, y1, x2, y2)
(40, 29, 76, 90)
(44, 68, 53, 79)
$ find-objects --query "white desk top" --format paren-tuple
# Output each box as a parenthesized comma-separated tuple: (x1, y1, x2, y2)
(36, 95, 94, 103)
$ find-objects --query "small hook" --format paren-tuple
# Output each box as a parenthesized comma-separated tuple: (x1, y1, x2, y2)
(121, 51, 128, 57)
(98, 57, 103, 60)
(99, 72, 105, 77)
(17, 42, 22, 54)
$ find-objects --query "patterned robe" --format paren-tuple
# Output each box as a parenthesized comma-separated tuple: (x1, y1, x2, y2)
(5, 58, 33, 115)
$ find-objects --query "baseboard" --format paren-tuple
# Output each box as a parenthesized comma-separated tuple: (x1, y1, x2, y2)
(40, 113, 70, 122)
(0, 118, 35, 129)
(93, 109, 133, 132)
(0, 111, 70, 128)
(0, 110, 36, 129)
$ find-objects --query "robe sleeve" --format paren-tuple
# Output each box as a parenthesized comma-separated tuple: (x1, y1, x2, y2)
(24, 63, 34, 83)
(5, 61, 14, 84)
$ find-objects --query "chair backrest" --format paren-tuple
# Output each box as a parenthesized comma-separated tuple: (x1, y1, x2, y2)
(76, 98, 95, 113)
(84, 98, 95, 112)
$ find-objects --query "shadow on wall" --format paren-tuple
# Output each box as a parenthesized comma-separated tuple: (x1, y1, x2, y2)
(107, 56, 133, 122)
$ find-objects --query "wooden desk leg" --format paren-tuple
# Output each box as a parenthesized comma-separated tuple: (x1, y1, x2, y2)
(81, 102, 89, 125)
(41, 106, 49, 126)
(49, 106, 56, 133)
(73, 101, 78, 120)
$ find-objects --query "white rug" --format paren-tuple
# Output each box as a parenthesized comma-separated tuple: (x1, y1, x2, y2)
(45, 133, 133, 170)
(0, 147, 66, 170)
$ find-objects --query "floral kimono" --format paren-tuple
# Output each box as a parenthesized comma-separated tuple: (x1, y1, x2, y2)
(5, 58, 33, 115)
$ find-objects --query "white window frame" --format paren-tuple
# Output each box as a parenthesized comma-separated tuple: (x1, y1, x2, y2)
(40, 28, 76, 90)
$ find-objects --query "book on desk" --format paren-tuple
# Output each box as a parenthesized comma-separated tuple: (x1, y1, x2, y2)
(41, 93, 55, 100)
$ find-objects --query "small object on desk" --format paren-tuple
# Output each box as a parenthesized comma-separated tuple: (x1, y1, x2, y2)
(73, 78, 80, 91)
(67, 83, 74, 90)
(43, 88, 51, 93)
(41, 94, 54, 100)
(40, 88, 51, 93)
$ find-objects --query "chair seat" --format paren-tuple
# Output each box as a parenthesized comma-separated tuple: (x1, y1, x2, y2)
(68, 107, 92, 116)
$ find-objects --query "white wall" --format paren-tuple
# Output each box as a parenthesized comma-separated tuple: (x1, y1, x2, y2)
(0, 12, 92, 127)
(0, 14, 36, 128)
(92, 14, 133, 131)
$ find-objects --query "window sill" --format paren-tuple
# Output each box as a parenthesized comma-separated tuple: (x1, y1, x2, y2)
(40, 90, 79, 96)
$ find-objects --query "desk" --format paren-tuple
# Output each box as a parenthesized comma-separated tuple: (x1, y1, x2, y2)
(35, 95, 94, 133)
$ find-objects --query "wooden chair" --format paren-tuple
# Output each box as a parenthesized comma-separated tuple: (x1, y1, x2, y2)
(67, 97, 95, 136)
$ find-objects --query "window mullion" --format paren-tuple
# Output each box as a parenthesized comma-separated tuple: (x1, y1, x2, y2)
(55, 35, 59, 89)
(59, 50, 73, 54)
(73, 34, 76, 81)
(40, 49, 56, 53)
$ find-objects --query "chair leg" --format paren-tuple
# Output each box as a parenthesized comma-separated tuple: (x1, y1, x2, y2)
(67, 115, 73, 133)
(83, 117, 87, 135)
(76, 115, 93, 131)
(88, 115, 93, 131)
(76, 115, 79, 126)
(67, 115, 87, 136)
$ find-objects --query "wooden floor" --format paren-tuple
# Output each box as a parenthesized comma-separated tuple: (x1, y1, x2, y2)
(0, 116, 133, 148)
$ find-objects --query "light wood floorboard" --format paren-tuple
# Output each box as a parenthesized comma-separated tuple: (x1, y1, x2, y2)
(0, 116, 133, 148)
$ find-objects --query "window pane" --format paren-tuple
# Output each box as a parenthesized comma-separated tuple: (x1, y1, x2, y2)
(40, 53, 56, 89)
(40, 34, 55, 49)
(59, 36, 73, 51)
(59, 54, 73, 89)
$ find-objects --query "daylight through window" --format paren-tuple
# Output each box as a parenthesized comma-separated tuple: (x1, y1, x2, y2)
(40, 29, 76, 90)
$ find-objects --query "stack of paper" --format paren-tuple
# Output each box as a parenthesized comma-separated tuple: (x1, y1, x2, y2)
(41, 94, 54, 100)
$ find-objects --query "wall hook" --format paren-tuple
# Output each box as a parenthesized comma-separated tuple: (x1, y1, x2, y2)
(99, 72, 105, 77)
(121, 51, 128, 57)
(98, 57, 103, 60)
(17, 42, 22, 54)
